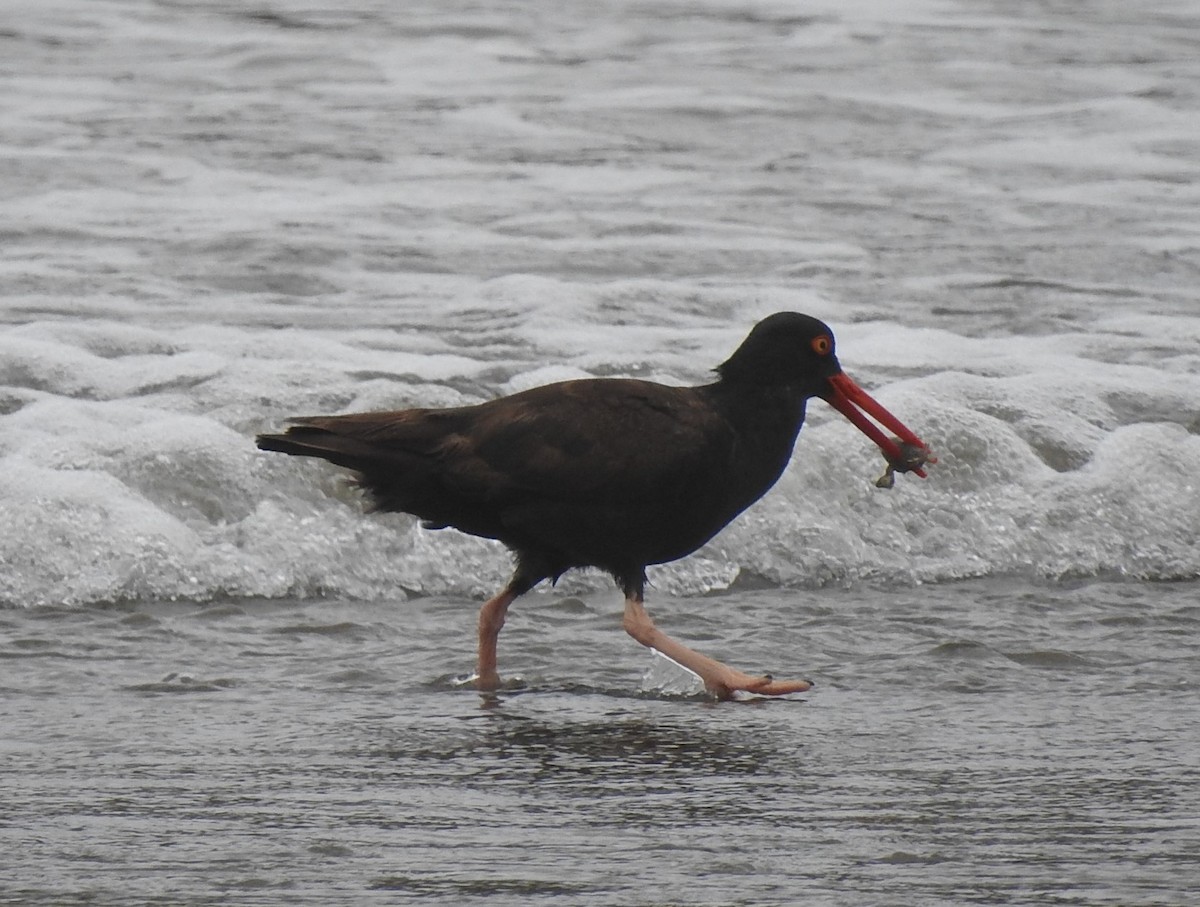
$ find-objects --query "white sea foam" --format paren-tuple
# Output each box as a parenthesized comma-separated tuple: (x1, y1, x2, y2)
(3, 277, 1198, 607)
(2, 0, 1198, 606)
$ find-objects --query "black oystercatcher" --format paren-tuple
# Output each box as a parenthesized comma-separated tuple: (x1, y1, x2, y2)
(256, 313, 932, 699)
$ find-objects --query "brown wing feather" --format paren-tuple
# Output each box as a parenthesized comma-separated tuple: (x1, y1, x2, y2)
(257, 378, 737, 555)
(462, 382, 716, 489)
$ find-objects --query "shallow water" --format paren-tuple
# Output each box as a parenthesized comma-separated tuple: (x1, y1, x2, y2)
(3, 0, 1200, 904)
(3, 580, 1198, 906)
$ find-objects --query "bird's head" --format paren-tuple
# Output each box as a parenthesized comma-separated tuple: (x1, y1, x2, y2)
(717, 312, 934, 479)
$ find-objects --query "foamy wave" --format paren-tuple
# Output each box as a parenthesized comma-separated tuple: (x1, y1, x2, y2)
(4, 291, 1198, 608)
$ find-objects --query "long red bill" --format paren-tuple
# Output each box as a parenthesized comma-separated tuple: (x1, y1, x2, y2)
(825, 372, 931, 479)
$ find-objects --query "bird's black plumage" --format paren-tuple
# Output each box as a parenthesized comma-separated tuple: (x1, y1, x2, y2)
(256, 313, 931, 698)
(257, 313, 841, 597)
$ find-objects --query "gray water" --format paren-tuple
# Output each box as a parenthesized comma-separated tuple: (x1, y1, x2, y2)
(4, 580, 1198, 906)
(4, 0, 1200, 904)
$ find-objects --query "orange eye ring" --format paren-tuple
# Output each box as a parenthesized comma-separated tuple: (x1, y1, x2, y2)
(811, 334, 832, 355)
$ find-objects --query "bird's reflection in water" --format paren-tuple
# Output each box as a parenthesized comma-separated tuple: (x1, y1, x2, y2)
(484, 716, 764, 779)
(378, 709, 775, 778)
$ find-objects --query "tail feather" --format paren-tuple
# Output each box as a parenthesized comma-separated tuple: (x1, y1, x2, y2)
(255, 409, 497, 525)
(257, 420, 466, 524)
(255, 424, 390, 474)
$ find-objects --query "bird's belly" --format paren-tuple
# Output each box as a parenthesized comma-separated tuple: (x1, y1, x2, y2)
(505, 500, 740, 574)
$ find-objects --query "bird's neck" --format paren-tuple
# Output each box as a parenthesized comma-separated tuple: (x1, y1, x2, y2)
(704, 378, 809, 431)
(702, 379, 810, 492)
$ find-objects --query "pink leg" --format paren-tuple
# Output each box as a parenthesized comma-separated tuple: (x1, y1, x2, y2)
(476, 586, 519, 690)
(622, 593, 812, 700)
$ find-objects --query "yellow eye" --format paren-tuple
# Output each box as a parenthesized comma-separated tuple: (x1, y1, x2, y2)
(811, 334, 832, 355)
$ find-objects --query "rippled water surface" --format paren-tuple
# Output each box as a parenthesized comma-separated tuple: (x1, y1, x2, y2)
(4, 0, 1200, 904)
(4, 580, 1199, 906)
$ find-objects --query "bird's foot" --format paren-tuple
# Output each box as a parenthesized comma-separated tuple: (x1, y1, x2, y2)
(465, 667, 513, 695)
(704, 667, 812, 701)
(473, 669, 502, 692)
(466, 670, 529, 694)
(624, 596, 811, 701)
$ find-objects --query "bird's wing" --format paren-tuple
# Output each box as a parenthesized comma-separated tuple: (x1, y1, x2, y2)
(452, 379, 733, 504)
(266, 379, 732, 507)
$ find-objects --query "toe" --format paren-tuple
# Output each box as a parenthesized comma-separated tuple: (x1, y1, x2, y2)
(747, 674, 812, 695)
(704, 670, 812, 699)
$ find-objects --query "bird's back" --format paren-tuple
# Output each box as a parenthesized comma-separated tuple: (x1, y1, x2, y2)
(257, 376, 805, 578)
